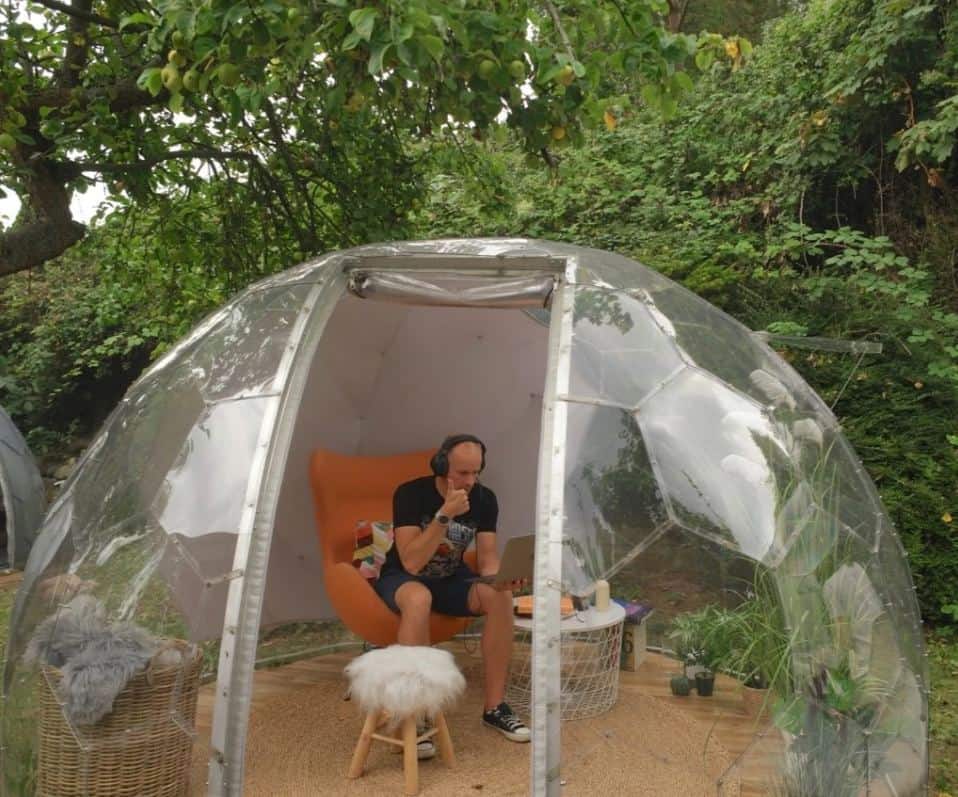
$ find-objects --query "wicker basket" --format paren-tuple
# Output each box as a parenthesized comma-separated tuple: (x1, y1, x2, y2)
(37, 640, 202, 797)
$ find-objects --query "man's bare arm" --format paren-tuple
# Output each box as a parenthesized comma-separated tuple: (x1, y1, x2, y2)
(476, 531, 500, 576)
(394, 479, 470, 574)
(394, 521, 448, 574)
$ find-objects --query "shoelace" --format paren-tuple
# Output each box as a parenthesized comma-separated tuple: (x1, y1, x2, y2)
(494, 708, 524, 731)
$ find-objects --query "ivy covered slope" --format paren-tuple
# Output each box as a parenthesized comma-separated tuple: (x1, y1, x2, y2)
(412, 0, 958, 623)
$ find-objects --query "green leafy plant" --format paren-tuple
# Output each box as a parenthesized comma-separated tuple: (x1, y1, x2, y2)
(667, 603, 734, 675)
(716, 568, 793, 696)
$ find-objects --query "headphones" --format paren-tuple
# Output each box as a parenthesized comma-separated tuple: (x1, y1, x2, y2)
(430, 434, 487, 477)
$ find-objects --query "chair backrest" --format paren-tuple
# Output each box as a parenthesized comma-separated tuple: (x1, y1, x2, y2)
(310, 448, 432, 567)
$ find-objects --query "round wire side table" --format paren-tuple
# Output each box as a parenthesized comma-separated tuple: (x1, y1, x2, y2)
(506, 603, 625, 721)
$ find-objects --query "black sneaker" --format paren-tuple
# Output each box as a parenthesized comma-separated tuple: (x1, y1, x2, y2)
(482, 703, 531, 743)
(416, 723, 436, 760)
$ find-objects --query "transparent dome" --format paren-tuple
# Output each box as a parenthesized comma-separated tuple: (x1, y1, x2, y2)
(2, 240, 926, 797)
(0, 405, 45, 569)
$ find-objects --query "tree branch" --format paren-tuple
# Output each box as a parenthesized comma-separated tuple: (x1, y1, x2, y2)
(0, 159, 86, 277)
(70, 147, 262, 175)
(541, 1, 577, 63)
(26, 76, 164, 118)
(31, 0, 120, 29)
(262, 98, 335, 250)
(0, 217, 86, 278)
(60, 0, 94, 89)
(666, 0, 693, 33)
(607, 0, 639, 38)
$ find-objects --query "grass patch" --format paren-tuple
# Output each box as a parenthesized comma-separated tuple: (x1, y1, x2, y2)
(930, 633, 958, 795)
(0, 584, 17, 664)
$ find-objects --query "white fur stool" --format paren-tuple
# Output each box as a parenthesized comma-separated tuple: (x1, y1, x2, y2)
(345, 645, 465, 795)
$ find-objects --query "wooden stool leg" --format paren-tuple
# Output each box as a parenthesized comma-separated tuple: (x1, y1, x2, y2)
(401, 716, 419, 795)
(433, 712, 456, 768)
(347, 711, 380, 779)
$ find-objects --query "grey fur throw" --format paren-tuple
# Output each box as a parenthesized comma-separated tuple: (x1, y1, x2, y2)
(25, 594, 160, 725)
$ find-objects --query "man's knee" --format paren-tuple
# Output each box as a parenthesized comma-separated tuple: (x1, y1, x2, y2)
(395, 581, 432, 616)
(472, 584, 513, 617)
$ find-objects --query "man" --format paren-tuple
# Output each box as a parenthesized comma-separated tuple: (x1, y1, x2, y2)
(374, 433, 530, 753)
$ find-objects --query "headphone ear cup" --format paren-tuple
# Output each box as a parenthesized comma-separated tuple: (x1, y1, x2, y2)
(430, 452, 447, 476)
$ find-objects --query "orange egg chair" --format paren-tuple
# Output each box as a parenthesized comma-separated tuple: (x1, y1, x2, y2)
(310, 448, 477, 648)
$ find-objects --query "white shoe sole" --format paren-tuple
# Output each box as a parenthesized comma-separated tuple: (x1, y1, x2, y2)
(482, 719, 531, 743)
(417, 742, 436, 760)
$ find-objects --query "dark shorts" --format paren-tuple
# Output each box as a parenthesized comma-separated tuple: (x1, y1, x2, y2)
(375, 563, 480, 617)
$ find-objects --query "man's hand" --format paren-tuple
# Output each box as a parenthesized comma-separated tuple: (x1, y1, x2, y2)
(442, 483, 470, 517)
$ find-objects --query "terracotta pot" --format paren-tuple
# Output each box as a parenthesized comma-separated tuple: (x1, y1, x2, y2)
(741, 683, 772, 719)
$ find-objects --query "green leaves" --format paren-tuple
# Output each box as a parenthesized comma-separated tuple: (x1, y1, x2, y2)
(348, 7, 378, 42)
(895, 94, 958, 172)
(640, 72, 693, 119)
(2, 0, 703, 280)
(119, 12, 155, 31)
(136, 67, 164, 97)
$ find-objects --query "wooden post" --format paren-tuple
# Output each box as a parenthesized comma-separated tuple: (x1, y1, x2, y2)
(347, 711, 380, 779)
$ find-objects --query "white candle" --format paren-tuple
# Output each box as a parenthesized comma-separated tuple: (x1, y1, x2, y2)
(594, 579, 610, 612)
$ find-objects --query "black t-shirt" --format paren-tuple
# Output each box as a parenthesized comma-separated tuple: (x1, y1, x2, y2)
(383, 476, 498, 578)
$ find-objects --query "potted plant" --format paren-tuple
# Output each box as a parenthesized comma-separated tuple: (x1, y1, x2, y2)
(667, 604, 732, 697)
(716, 569, 792, 719)
(770, 659, 893, 797)
(694, 668, 716, 696)
(669, 673, 692, 696)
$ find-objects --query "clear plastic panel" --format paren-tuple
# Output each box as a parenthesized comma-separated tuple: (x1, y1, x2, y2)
(716, 709, 907, 797)
(821, 434, 883, 549)
(0, 334, 272, 795)
(159, 532, 237, 642)
(608, 525, 748, 650)
(188, 284, 310, 402)
(567, 243, 678, 291)
(771, 523, 928, 794)
(569, 287, 685, 407)
(637, 368, 799, 562)
(776, 425, 876, 578)
(716, 728, 787, 795)
(1, 514, 225, 795)
(65, 368, 207, 553)
(870, 665, 927, 794)
(561, 403, 670, 594)
(642, 278, 832, 420)
(779, 535, 895, 684)
(2, 493, 77, 670)
(152, 398, 268, 538)
(869, 518, 927, 680)
(0, 407, 46, 567)
(254, 619, 360, 669)
(558, 525, 765, 795)
(772, 698, 908, 796)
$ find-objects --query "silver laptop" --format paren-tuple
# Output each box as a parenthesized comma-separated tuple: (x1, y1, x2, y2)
(467, 534, 536, 585)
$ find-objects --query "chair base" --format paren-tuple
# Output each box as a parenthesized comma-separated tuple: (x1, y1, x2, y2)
(347, 710, 456, 795)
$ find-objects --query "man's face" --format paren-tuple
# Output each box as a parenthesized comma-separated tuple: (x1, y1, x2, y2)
(445, 442, 483, 491)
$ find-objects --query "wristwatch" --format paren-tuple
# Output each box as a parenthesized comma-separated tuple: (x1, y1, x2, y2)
(434, 511, 451, 526)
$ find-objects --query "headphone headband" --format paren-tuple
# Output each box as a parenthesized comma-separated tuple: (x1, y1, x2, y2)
(430, 434, 487, 476)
